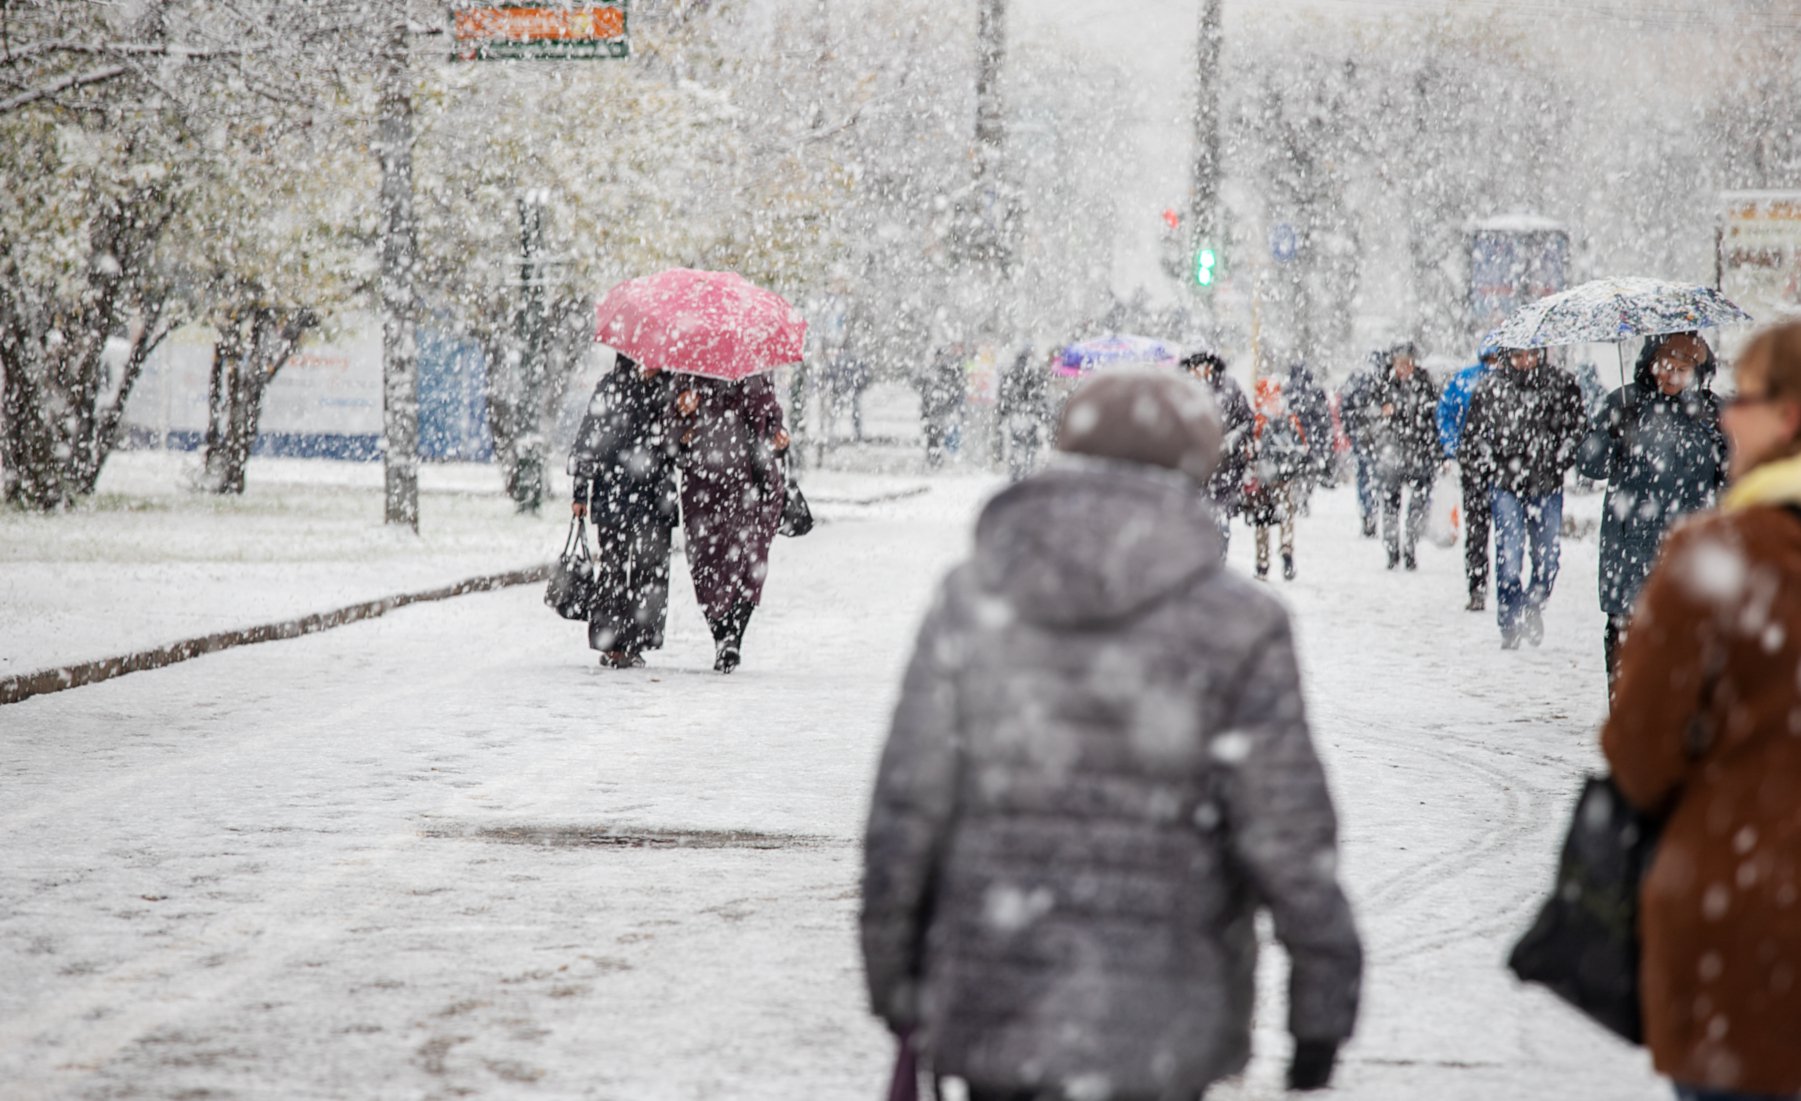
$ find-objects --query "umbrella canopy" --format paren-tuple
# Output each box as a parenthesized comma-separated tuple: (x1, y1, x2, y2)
(1489, 277, 1753, 350)
(1054, 334, 1179, 377)
(594, 269, 807, 381)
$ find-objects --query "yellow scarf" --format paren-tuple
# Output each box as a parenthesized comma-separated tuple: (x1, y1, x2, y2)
(1722, 452, 1801, 513)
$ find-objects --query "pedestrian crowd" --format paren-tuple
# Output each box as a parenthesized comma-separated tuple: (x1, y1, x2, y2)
(855, 321, 1801, 1101)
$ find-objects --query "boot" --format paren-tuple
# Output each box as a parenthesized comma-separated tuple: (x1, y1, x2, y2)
(1404, 550, 1418, 571)
(1465, 592, 1486, 613)
(1282, 554, 1296, 581)
(710, 601, 755, 674)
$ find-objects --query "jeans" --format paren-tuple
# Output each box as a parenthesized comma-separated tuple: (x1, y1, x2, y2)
(1675, 1087, 1801, 1101)
(1492, 490, 1563, 636)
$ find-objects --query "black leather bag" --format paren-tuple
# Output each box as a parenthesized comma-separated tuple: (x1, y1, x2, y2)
(545, 515, 597, 621)
(1507, 774, 1660, 1044)
(778, 467, 814, 538)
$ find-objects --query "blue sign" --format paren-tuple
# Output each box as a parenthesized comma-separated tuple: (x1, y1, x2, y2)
(1270, 223, 1299, 264)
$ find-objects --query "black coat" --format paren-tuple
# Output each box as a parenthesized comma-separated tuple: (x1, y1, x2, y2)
(1463, 362, 1587, 498)
(1287, 365, 1335, 473)
(1577, 373, 1726, 617)
(1363, 368, 1441, 484)
(568, 364, 680, 529)
(1205, 372, 1255, 514)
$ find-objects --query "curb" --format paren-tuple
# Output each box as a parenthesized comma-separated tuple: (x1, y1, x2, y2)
(0, 564, 552, 708)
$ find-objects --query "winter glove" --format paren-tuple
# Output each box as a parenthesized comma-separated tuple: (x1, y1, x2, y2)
(1287, 1039, 1339, 1092)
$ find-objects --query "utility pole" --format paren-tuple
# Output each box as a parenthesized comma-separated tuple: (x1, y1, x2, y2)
(1190, 0, 1224, 330)
(512, 189, 549, 513)
(377, 9, 420, 532)
(972, 0, 1014, 270)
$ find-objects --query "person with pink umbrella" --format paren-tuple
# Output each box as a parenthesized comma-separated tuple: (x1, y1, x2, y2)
(594, 269, 807, 674)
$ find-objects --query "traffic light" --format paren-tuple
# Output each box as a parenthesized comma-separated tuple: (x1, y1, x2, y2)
(1194, 246, 1218, 288)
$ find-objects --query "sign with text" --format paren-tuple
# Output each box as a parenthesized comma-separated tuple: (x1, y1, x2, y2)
(451, 3, 628, 61)
(1722, 191, 1801, 323)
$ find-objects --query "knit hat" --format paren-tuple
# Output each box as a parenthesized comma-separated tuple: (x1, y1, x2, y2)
(1055, 369, 1223, 485)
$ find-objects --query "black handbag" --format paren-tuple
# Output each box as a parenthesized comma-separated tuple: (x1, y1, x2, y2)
(1507, 774, 1660, 1044)
(778, 467, 814, 538)
(545, 515, 597, 621)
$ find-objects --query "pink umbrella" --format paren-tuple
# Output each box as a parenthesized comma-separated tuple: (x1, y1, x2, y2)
(593, 269, 807, 381)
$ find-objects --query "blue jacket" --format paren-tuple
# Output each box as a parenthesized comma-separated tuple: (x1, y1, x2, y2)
(1436, 361, 1491, 458)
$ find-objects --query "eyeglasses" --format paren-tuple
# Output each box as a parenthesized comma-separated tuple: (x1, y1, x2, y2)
(1655, 354, 1706, 372)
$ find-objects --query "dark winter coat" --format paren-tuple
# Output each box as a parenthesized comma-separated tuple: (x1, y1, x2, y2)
(568, 362, 679, 528)
(673, 373, 788, 625)
(1361, 367, 1442, 485)
(1287, 364, 1335, 475)
(1336, 363, 1381, 456)
(1602, 476, 1801, 1095)
(1461, 360, 1587, 498)
(1577, 351, 1726, 617)
(861, 460, 1363, 1099)
(1203, 371, 1255, 515)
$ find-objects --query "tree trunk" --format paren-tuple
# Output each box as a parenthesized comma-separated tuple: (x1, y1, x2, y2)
(377, 11, 420, 531)
(201, 307, 316, 494)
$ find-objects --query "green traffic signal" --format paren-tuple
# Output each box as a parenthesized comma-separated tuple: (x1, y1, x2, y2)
(1195, 246, 1218, 287)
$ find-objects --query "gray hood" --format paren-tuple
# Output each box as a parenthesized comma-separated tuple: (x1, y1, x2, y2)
(972, 459, 1223, 628)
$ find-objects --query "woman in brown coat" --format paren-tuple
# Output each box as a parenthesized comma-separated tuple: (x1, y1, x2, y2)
(1602, 321, 1801, 1101)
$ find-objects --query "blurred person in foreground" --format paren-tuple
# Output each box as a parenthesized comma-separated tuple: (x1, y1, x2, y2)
(1461, 345, 1587, 649)
(1181, 350, 1255, 558)
(569, 353, 679, 669)
(860, 370, 1363, 1101)
(1601, 321, 1801, 1101)
(1578, 331, 1727, 694)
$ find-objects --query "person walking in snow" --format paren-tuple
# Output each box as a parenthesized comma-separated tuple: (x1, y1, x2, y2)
(1362, 342, 1441, 571)
(1461, 345, 1587, 649)
(999, 344, 1051, 482)
(1438, 342, 1500, 610)
(1577, 331, 1727, 691)
(568, 354, 679, 670)
(1246, 376, 1312, 581)
(1600, 321, 1801, 1101)
(1285, 360, 1336, 515)
(1182, 349, 1255, 557)
(1336, 356, 1384, 538)
(861, 369, 1363, 1101)
(670, 372, 791, 674)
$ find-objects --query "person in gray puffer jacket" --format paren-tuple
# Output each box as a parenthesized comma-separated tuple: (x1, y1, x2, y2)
(860, 371, 1363, 1101)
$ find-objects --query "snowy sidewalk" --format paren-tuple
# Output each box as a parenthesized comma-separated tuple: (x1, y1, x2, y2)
(0, 468, 1663, 1100)
(0, 452, 928, 680)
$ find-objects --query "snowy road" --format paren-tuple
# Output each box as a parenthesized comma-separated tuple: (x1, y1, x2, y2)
(2, 477, 1669, 1100)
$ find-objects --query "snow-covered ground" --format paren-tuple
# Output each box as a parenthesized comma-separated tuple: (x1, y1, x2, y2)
(2, 454, 1663, 1099)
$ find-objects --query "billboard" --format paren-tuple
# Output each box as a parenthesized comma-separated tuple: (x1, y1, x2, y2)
(1467, 215, 1570, 340)
(451, 3, 629, 61)
(1721, 191, 1801, 325)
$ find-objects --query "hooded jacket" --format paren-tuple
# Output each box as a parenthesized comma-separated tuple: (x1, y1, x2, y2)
(860, 460, 1362, 1098)
(1577, 341, 1727, 616)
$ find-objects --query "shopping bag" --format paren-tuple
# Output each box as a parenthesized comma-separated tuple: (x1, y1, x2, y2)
(1425, 464, 1460, 548)
(545, 515, 597, 621)
(1507, 774, 1659, 1044)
